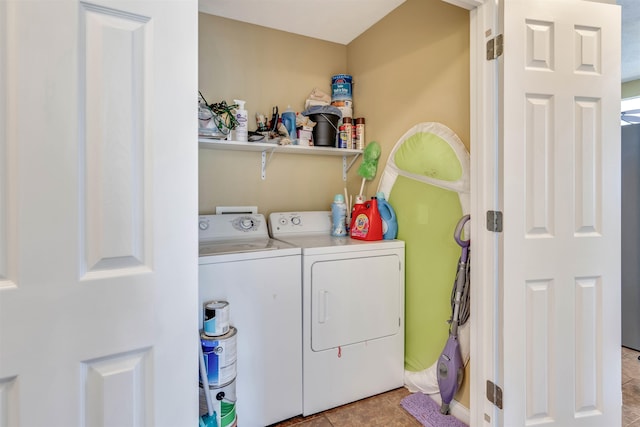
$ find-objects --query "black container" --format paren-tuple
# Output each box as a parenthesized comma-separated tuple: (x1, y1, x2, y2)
(308, 112, 340, 147)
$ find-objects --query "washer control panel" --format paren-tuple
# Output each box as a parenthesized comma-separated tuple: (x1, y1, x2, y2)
(199, 214, 269, 241)
(269, 211, 332, 236)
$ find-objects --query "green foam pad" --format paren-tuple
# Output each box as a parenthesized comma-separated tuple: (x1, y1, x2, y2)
(393, 132, 463, 182)
(378, 123, 469, 373)
(389, 176, 463, 372)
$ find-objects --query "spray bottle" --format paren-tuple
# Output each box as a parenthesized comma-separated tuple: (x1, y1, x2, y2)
(233, 99, 248, 142)
(375, 192, 398, 240)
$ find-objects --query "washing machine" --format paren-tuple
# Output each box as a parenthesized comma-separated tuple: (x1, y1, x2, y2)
(198, 213, 302, 426)
(269, 211, 405, 416)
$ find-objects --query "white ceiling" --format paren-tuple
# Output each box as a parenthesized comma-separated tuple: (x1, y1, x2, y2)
(198, 0, 639, 83)
(618, 0, 640, 82)
(197, 0, 406, 45)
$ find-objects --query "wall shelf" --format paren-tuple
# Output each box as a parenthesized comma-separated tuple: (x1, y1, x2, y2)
(199, 138, 362, 180)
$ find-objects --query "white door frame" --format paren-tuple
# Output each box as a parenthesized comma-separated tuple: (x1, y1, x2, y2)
(443, 1, 621, 426)
(442, 1, 502, 426)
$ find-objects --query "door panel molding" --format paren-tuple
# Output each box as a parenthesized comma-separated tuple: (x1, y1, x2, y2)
(79, 3, 152, 278)
(81, 348, 152, 427)
(0, 1, 16, 290)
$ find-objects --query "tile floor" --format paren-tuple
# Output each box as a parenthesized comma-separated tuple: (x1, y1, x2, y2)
(623, 346, 640, 427)
(270, 346, 640, 427)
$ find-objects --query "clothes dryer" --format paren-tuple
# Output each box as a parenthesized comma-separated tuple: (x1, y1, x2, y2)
(269, 211, 405, 416)
(199, 213, 302, 426)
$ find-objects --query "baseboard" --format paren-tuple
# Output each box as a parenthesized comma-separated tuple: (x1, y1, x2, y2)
(427, 393, 470, 425)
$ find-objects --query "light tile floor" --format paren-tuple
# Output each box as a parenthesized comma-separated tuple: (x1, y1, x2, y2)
(271, 347, 640, 427)
(623, 346, 640, 427)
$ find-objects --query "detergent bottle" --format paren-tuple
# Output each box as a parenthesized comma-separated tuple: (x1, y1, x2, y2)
(331, 194, 347, 237)
(350, 197, 383, 241)
(349, 195, 365, 233)
(375, 192, 398, 240)
(282, 105, 297, 141)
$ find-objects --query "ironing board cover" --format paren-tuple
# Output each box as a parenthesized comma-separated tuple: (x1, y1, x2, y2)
(377, 122, 470, 373)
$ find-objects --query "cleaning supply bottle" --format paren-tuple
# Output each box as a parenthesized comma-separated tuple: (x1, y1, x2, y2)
(233, 99, 248, 142)
(350, 197, 383, 241)
(282, 105, 297, 142)
(350, 195, 365, 232)
(331, 194, 347, 237)
(376, 191, 398, 240)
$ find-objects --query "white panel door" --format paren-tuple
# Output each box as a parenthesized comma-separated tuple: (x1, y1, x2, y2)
(498, 1, 621, 426)
(0, 0, 198, 426)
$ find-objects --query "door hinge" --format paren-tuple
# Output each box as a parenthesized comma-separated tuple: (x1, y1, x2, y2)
(486, 210, 503, 232)
(486, 380, 503, 409)
(486, 34, 503, 60)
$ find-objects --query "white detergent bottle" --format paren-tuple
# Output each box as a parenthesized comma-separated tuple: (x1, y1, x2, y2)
(234, 99, 248, 142)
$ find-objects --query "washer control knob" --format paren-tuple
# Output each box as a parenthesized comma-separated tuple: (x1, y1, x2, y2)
(239, 217, 255, 230)
(279, 217, 288, 226)
(199, 220, 209, 230)
(291, 216, 302, 226)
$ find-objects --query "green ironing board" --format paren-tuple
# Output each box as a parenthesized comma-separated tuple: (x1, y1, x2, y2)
(378, 122, 470, 373)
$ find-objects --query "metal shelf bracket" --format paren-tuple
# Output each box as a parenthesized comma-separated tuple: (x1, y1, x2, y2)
(261, 150, 276, 180)
(343, 153, 361, 181)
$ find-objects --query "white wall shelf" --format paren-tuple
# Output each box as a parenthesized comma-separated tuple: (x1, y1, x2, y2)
(199, 138, 362, 180)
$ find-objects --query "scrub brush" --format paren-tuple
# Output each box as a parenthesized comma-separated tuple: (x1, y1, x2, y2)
(357, 141, 381, 198)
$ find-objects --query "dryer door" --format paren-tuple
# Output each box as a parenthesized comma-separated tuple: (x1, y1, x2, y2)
(310, 254, 402, 351)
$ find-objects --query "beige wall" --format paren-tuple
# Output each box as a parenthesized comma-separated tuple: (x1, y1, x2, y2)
(347, 0, 470, 194)
(198, 0, 469, 215)
(199, 13, 350, 214)
(198, 0, 470, 408)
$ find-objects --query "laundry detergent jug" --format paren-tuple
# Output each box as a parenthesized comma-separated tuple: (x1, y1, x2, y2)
(376, 192, 398, 240)
(350, 197, 383, 241)
(349, 195, 365, 232)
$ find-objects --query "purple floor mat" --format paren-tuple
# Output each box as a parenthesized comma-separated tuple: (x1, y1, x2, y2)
(400, 393, 469, 427)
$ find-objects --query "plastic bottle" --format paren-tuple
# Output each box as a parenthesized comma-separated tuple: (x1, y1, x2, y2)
(331, 194, 348, 237)
(350, 197, 383, 241)
(282, 106, 297, 142)
(350, 195, 365, 232)
(233, 99, 248, 142)
(375, 192, 398, 240)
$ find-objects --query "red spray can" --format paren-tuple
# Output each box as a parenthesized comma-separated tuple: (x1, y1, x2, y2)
(350, 197, 383, 241)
